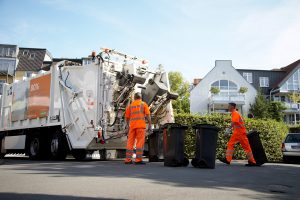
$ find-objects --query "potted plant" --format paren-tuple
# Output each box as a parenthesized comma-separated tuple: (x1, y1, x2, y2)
(210, 87, 220, 95)
(239, 87, 248, 94)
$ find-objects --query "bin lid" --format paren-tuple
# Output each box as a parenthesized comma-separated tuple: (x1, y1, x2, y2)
(161, 123, 188, 130)
(192, 124, 220, 131)
(247, 130, 259, 136)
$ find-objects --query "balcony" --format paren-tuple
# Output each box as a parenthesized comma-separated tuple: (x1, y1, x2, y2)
(209, 94, 246, 105)
(283, 102, 300, 113)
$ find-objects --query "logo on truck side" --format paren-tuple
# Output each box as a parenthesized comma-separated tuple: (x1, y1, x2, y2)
(30, 83, 40, 92)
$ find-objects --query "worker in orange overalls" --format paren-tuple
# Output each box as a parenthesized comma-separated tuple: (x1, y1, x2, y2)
(220, 102, 257, 167)
(124, 92, 151, 165)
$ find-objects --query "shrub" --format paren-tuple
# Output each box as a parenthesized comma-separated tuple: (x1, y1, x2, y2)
(175, 113, 288, 162)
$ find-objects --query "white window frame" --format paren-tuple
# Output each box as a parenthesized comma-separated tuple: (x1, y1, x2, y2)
(259, 77, 269, 87)
(243, 72, 253, 83)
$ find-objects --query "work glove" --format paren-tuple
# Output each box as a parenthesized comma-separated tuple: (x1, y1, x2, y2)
(224, 128, 232, 137)
(146, 125, 153, 137)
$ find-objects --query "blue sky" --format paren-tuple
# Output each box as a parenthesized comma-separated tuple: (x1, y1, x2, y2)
(1, 0, 300, 82)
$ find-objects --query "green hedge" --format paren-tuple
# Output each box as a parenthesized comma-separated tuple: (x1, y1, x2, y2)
(175, 113, 288, 162)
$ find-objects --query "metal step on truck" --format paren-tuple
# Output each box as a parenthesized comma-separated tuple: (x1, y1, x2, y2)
(0, 48, 178, 160)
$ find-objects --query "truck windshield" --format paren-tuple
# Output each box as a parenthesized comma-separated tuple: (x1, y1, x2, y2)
(285, 134, 300, 143)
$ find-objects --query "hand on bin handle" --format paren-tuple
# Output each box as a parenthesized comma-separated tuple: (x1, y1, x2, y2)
(224, 128, 232, 137)
(146, 125, 153, 136)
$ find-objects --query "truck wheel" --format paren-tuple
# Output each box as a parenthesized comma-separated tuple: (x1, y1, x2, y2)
(72, 149, 87, 161)
(28, 137, 42, 160)
(50, 133, 68, 160)
(0, 139, 5, 159)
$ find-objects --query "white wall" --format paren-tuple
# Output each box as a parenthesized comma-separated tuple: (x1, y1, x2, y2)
(190, 60, 257, 116)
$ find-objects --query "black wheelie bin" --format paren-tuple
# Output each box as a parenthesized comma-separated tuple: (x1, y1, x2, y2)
(247, 130, 268, 166)
(191, 124, 220, 169)
(162, 123, 189, 167)
(148, 129, 164, 162)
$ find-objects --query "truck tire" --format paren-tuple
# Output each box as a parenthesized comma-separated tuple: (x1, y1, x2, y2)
(72, 149, 87, 161)
(50, 132, 68, 160)
(0, 139, 5, 159)
(28, 136, 42, 160)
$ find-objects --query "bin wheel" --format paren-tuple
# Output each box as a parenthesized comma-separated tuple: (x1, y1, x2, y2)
(149, 155, 159, 162)
(191, 158, 200, 168)
(183, 157, 189, 167)
(99, 149, 107, 161)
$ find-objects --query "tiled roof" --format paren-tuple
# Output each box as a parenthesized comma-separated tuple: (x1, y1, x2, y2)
(17, 48, 47, 71)
(275, 59, 300, 87)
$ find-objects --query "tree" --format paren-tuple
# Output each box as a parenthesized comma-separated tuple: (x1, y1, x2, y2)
(250, 91, 286, 121)
(268, 101, 286, 122)
(288, 91, 300, 103)
(168, 71, 190, 114)
(249, 92, 270, 119)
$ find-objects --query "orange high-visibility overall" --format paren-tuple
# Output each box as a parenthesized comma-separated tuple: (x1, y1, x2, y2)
(124, 99, 150, 163)
(226, 110, 256, 164)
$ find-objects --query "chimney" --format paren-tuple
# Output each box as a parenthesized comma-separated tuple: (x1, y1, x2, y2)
(193, 78, 202, 86)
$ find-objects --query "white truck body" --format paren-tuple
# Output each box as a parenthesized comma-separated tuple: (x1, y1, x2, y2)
(0, 49, 177, 160)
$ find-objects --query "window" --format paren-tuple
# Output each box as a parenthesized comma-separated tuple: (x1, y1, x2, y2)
(0, 80, 5, 95)
(243, 72, 253, 83)
(29, 53, 36, 60)
(285, 134, 300, 143)
(259, 77, 269, 87)
(5, 48, 10, 56)
(281, 69, 300, 91)
(22, 50, 29, 57)
(211, 80, 238, 96)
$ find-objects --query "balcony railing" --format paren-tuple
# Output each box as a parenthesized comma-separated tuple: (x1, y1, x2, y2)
(284, 102, 300, 110)
(273, 100, 300, 113)
(209, 94, 246, 104)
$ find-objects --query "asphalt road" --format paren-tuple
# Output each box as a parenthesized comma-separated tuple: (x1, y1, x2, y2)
(0, 157, 299, 200)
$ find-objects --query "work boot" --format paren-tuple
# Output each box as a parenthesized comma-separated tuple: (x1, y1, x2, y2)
(245, 161, 258, 167)
(134, 161, 146, 165)
(219, 158, 230, 165)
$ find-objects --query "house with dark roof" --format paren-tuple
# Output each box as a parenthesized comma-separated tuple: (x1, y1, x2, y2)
(190, 60, 257, 116)
(0, 44, 18, 94)
(15, 47, 52, 80)
(191, 59, 300, 124)
(237, 60, 300, 124)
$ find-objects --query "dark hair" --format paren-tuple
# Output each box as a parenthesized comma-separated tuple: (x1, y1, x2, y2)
(229, 102, 236, 108)
(134, 92, 142, 99)
(247, 113, 254, 118)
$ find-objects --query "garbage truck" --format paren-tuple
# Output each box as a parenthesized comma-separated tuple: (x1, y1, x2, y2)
(0, 48, 178, 160)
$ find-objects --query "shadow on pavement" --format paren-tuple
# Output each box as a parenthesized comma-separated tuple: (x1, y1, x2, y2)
(1, 158, 300, 200)
(0, 193, 126, 200)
